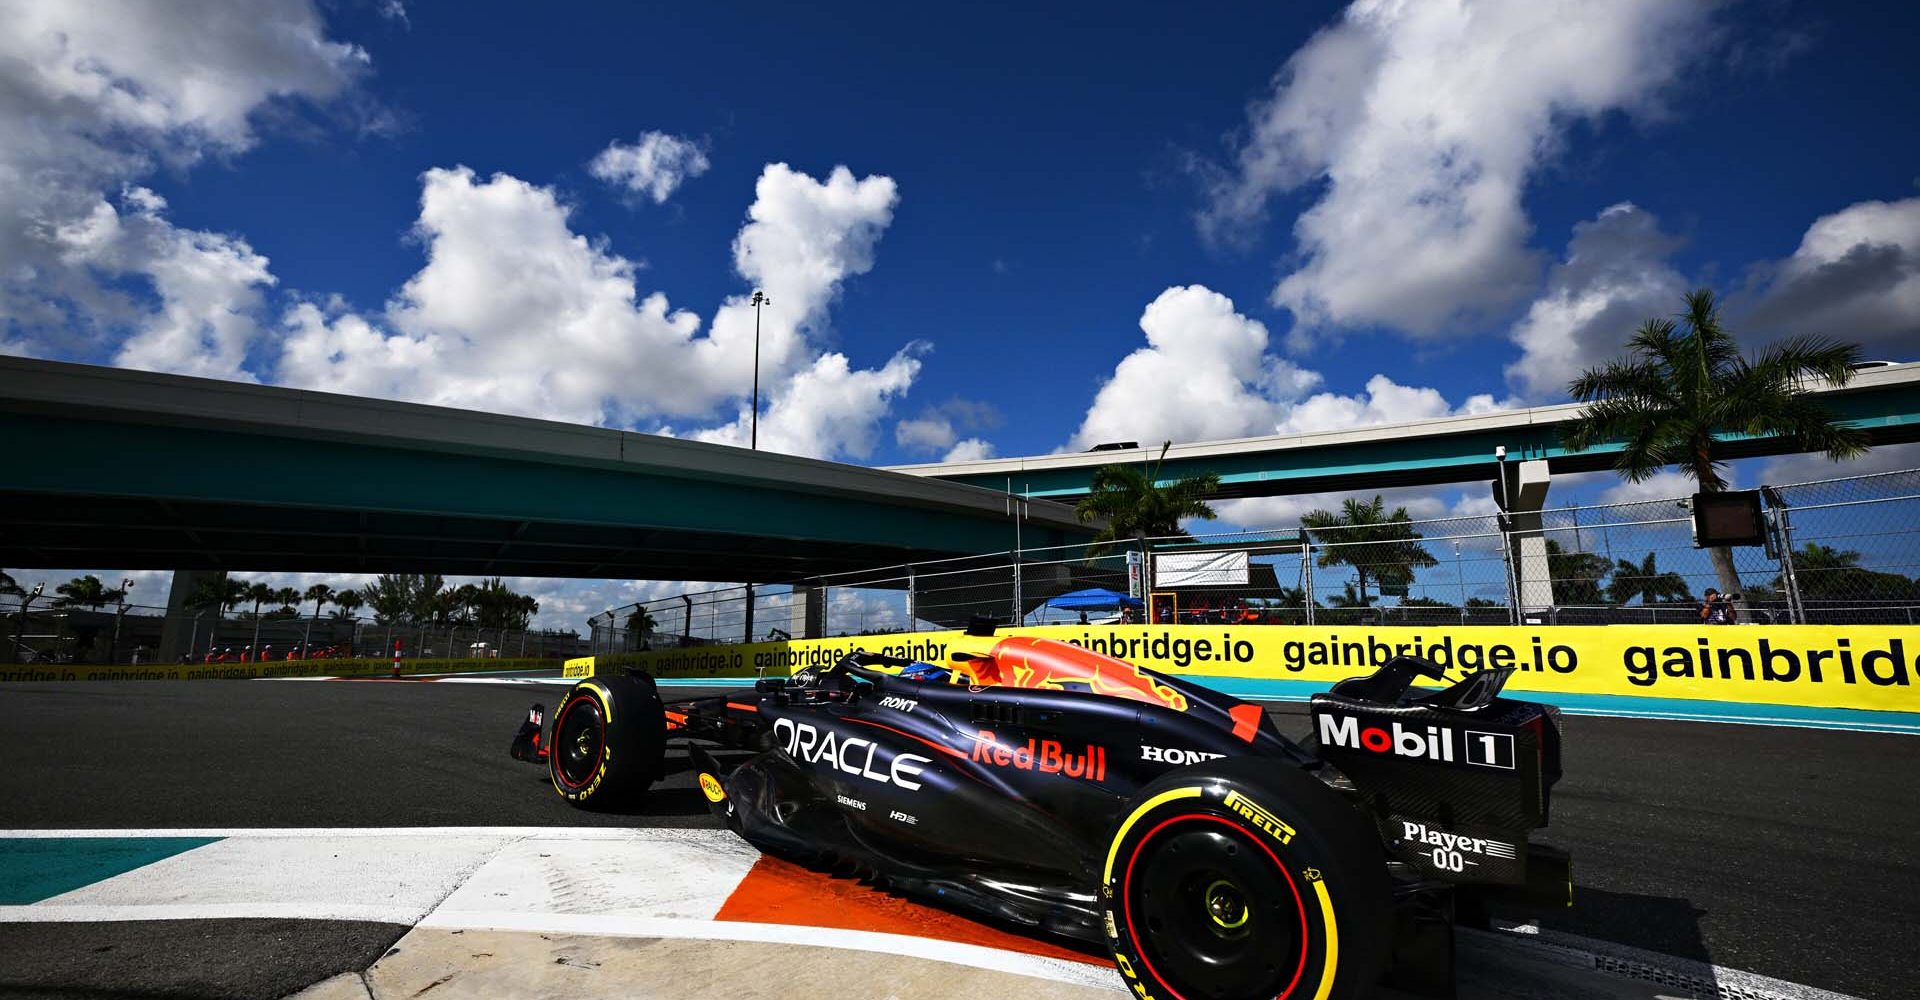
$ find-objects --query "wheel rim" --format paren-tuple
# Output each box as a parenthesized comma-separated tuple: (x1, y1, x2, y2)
(1124, 817, 1309, 1000)
(553, 696, 605, 789)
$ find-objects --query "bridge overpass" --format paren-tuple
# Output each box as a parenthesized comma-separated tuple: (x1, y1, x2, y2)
(0, 357, 1091, 583)
(886, 362, 1920, 500)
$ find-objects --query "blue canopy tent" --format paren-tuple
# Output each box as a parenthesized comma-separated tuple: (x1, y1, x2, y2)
(1042, 588, 1143, 611)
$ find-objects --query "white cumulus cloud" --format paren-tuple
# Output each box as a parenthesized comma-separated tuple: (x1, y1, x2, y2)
(0, 0, 365, 361)
(894, 397, 1002, 460)
(279, 162, 916, 460)
(1279, 375, 1503, 435)
(1505, 203, 1689, 401)
(942, 438, 996, 463)
(1200, 0, 1719, 340)
(1213, 486, 1498, 535)
(687, 347, 923, 460)
(1741, 196, 1920, 350)
(1069, 285, 1322, 449)
(1068, 284, 1502, 451)
(589, 131, 711, 204)
(50, 188, 277, 382)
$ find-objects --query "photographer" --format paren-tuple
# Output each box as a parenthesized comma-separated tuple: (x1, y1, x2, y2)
(1699, 588, 1739, 625)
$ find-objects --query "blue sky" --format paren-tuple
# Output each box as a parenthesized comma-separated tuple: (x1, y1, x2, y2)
(4, 0, 1918, 626)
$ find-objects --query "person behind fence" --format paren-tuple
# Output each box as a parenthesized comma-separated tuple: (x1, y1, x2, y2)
(1699, 588, 1738, 625)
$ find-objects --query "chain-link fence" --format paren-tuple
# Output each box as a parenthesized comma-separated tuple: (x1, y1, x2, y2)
(582, 465, 1920, 649)
(1, 602, 589, 666)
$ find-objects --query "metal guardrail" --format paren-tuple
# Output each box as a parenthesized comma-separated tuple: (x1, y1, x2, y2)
(588, 467, 1920, 651)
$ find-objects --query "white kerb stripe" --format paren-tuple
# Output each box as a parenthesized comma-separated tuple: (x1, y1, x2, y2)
(416, 911, 1123, 993)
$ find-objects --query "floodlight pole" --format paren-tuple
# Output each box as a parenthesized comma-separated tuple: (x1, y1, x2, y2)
(111, 577, 133, 664)
(746, 289, 769, 644)
(750, 290, 770, 451)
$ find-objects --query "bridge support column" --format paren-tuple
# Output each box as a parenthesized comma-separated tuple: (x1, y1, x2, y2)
(796, 586, 827, 639)
(158, 570, 220, 663)
(1496, 460, 1555, 621)
(743, 584, 755, 644)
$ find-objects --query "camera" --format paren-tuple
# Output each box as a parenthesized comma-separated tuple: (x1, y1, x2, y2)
(1711, 592, 1741, 602)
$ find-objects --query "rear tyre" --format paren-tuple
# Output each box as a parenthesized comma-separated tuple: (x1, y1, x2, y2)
(548, 675, 664, 809)
(1104, 758, 1392, 1000)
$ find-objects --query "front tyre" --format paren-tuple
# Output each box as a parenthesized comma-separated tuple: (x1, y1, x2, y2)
(1104, 758, 1391, 1000)
(549, 675, 664, 809)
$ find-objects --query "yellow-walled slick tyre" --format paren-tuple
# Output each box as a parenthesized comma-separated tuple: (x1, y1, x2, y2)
(549, 675, 664, 809)
(1104, 758, 1392, 1000)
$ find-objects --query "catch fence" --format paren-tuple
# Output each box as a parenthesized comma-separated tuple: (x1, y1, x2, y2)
(581, 466, 1920, 652)
(2, 604, 588, 666)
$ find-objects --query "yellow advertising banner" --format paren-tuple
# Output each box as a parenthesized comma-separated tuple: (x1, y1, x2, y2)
(562, 656, 596, 678)
(601, 624, 1918, 714)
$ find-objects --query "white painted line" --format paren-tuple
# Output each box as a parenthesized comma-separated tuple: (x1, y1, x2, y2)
(416, 911, 1123, 993)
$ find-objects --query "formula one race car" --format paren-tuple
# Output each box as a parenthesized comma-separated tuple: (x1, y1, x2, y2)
(510, 628, 1569, 999)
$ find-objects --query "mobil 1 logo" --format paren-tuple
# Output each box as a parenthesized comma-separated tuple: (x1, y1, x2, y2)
(1317, 712, 1516, 770)
(1462, 729, 1515, 769)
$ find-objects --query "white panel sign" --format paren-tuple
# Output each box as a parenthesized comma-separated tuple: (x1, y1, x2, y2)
(1153, 550, 1249, 588)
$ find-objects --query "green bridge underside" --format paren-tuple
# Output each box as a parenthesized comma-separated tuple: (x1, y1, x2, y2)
(0, 360, 1090, 581)
(5, 358, 1917, 581)
(0, 413, 1092, 580)
(923, 384, 1920, 500)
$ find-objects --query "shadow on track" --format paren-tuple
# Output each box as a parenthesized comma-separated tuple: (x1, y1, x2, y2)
(1547, 886, 1711, 963)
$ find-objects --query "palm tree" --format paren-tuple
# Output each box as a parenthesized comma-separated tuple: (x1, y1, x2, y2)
(625, 606, 657, 634)
(1, 570, 22, 601)
(1563, 288, 1867, 603)
(1606, 552, 1695, 606)
(53, 575, 126, 610)
(1781, 543, 1920, 604)
(241, 582, 274, 618)
(299, 584, 334, 657)
(1074, 442, 1221, 554)
(243, 582, 276, 656)
(331, 590, 365, 620)
(447, 584, 479, 626)
(361, 575, 417, 624)
(304, 584, 334, 620)
(410, 574, 447, 624)
(1545, 541, 1612, 606)
(187, 575, 248, 617)
(470, 578, 536, 630)
(1300, 495, 1439, 607)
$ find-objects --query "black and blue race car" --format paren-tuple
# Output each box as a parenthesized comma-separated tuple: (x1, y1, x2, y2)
(512, 625, 1569, 999)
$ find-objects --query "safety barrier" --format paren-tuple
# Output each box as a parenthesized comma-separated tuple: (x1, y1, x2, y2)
(0, 657, 553, 683)
(581, 623, 1920, 719)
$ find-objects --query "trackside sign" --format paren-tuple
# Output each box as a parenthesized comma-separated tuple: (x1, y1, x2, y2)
(584, 624, 1920, 716)
(14, 625, 1919, 718)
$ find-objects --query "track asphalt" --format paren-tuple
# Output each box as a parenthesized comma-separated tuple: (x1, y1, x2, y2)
(0, 678, 1913, 999)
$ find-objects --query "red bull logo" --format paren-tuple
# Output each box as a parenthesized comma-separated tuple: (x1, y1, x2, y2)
(988, 637, 1189, 712)
(970, 729, 1107, 781)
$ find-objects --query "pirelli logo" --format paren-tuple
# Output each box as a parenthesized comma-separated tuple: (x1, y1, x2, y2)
(1224, 790, 1295, 845)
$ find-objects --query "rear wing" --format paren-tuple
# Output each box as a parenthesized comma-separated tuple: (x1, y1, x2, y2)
(1309, 658, 1562, 890)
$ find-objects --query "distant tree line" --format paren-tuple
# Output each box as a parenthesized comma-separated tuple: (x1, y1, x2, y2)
(180, 573, 539, 629)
